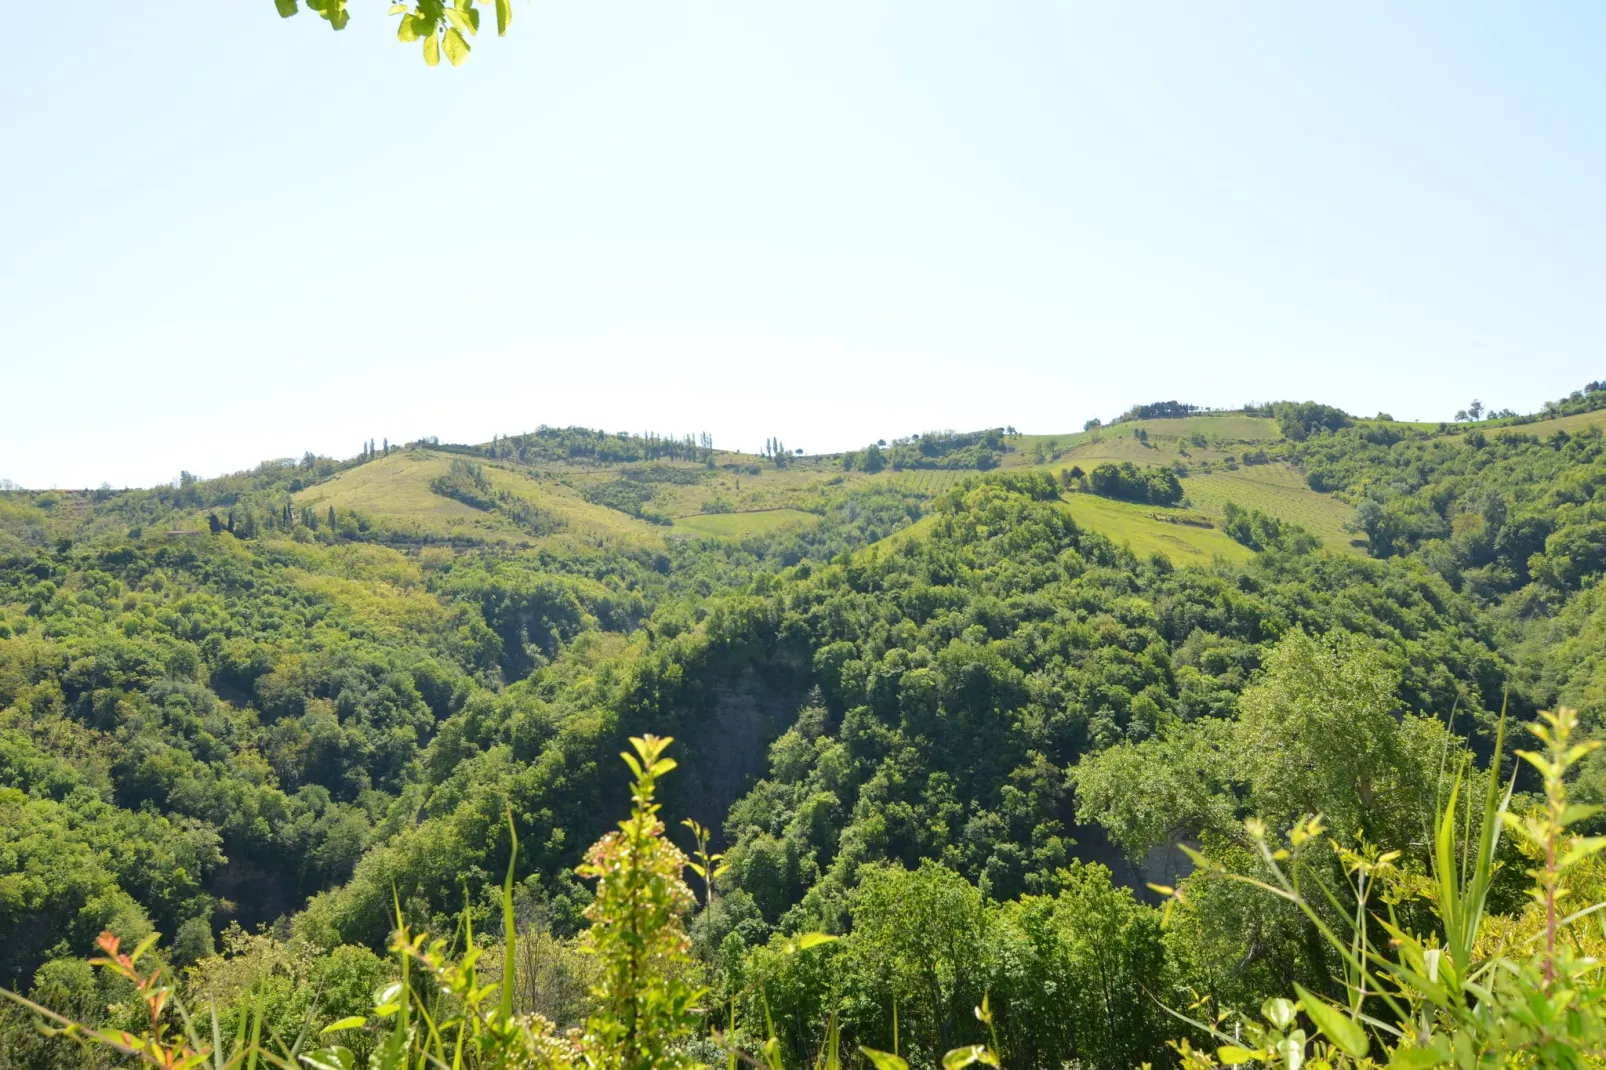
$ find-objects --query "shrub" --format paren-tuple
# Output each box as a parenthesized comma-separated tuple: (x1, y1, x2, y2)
(2, 737, 1002, 1070)
(1160, 707, 1606, 1067)
(1088, 462, 1183, 505)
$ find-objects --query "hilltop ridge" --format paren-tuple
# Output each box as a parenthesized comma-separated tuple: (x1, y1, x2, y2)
(10, 384, 1606, 568)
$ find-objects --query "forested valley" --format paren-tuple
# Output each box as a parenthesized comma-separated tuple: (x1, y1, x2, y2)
(7, 390, 1606, 1067)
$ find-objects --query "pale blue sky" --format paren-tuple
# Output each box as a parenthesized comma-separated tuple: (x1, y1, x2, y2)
(3, 4, 1603, 488)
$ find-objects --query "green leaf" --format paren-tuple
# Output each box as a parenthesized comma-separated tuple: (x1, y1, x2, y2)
(373, 981, 404, 1015)
(495, 0, 512, 35)
(320, 1016, 367, 1034)
(397, 15, 421, 41)
(1276, 1029, 1306, 1070)
(1560, 803, 1603, 828)
(795, 932, 838, 950)
(1294, 986, 1368, 1059)
(129, 933, 161, 964)
(1559, 835, 1606, 869)
(299, 1048, 355, 1070)
(275, 0, 299, 17)
(858, 1048, 909, 1070)
(1261, 997, 1296, 1030)
(1215, 1046, 1258, 1065)
(304, 0, 348, 29)
(443, 26, 470, 65)
(389, 3, 408, 12)
(423, 31, 441, 66)
(1387, 1040, 1451, 1069)
(941, 1046, 998, 1069)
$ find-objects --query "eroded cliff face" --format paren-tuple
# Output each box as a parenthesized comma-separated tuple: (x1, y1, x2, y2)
(661, 665, 808, 850)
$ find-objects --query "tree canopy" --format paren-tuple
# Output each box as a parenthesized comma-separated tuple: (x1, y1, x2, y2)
(8, 384, 1606, 1065)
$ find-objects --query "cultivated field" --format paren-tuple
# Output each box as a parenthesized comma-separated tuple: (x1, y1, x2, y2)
(1006, 413, 1282, 457)
(1058, 494, 1253, 565)
(869, 468, 971, 496)
(1119, 414, 1283, 441)
(283, 415, 1363, 561)
(1001, 423, 1365, 555)
(294, 452, 522, 542)
(1181, 463, 1363, 553)
(671, 508, 819, 539)
(293, 450, 666, 546)
(1458, 410, 1606, 440)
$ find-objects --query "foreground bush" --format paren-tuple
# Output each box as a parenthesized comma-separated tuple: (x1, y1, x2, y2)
(8, 714, 1606, 1068)
(0, 736, 998, 1069)
(1162, 707, 1606, 1068)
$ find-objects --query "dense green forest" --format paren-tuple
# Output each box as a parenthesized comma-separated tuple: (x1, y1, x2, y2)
(6, 390, 1606, 1067)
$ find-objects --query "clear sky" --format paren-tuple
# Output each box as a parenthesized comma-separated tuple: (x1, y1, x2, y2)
(3, 4, 1603, 489)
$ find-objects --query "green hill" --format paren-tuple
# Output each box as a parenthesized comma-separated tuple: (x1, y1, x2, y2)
(1003, 420, 1364, 555)
(292, 450, 669, 547)
(12, 388, 1606, 1067)
(265, 412, 1362, 563)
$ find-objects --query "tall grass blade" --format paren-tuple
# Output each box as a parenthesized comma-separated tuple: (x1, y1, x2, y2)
(501, 804, 519, 1024)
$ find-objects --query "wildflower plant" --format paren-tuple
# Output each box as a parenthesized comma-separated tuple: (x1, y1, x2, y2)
(1158, 708, 1606, 1068)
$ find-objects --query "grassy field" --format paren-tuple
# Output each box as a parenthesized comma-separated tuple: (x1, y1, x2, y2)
(1007, 414, 1282, 455)
(1003, 430, 1093, 460)
(868, 513, 938, 551)
(671, 508, 819, 539)
(1005, 418, 1279, 471)
(294, 451, 666, 547)
(295, 452, 520, 542)
(1061, 435, 1178, 466)
(1006, 445, 1360, 556)
(1456, 410, 1606, 440)
(1120, 414, 1283, 441)
(1007, 417, 1360, 555)
(1361, 418, 1445, 432)
(482, 464, 666, 543)
(1058, 494, 1253, 565)
(863, 497, 1250, 567)
(644, 458, 846, 516)
(1181, 463, 1363, 553)
(868, 468, 972, 496)
(284, 420, 1360, 561)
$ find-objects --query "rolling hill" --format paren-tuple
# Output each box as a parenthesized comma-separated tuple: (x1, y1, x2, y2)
(252, 409, 1371, 565)
(8, 388, 1606, 1069)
